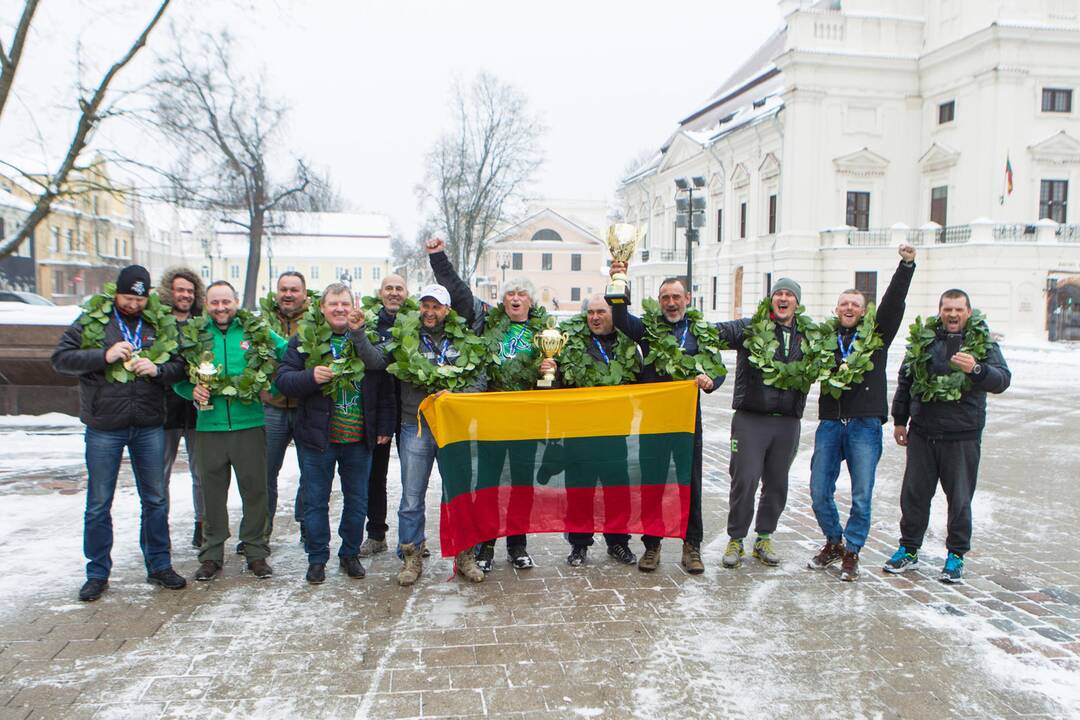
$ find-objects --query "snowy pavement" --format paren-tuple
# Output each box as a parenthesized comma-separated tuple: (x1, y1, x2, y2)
(0, 342, 1079, 719)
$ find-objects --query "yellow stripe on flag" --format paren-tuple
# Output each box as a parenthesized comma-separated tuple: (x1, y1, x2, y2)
(419, 380, 698, 447)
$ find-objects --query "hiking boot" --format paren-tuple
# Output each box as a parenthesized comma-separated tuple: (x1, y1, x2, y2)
(507, 545, 535, 569)
(340, 555, 366, 578)
(192, 521, 203, 548)
(235, 541, 246, 555)
(475, 542, 495, 573)
(194, 560, 220, 582)
(808, 540, 844, 570)
(420, 540, 431, 558)
(607, 543, 637, 566)
(939, 552, 964, 584)
(306, 563, 326, 584)
(638, 544, 661, 572)
(752, 535, 780, 566)
(839, 550, 860, 582)
(78, 578, 108, 602)
(147, 567, 187, 590)
(397, 543, 422, 586)
(358, 537, 387, 558)
(883, 545, 919, 574)
(566, 545, 588, 567)
(455, 550, 485, 583)
(722, 538, 744, 568)
(247, 558, 273, 579)
(681, 542, 705, 574)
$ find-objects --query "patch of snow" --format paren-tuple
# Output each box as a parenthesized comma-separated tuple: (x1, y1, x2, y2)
(0, 412, 81, 426)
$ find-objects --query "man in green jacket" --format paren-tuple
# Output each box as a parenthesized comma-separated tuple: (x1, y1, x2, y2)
(174, 281, 288, 581)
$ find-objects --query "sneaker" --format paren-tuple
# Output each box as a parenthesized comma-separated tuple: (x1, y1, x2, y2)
(507, 545, 534, 569)
(475, 542, 495, 573)
(306, 563, 326, 584)
(147, 567, 187, 590)
(420, 540, 431, 558)
(78, 578, 108, 602)
(607, 543, 637, 566)
(339, 555, 366, 579)
(883, 545, 919, 574)
(235, 541, 246, 555)
(638, 544, 661, 572)
(358, 537, 387, 558)
(192, 521, 203, 548)
(247, 558, 273, 579)
(940, 552, 964, 584)
(397, 543, 422, 587)
(681, 542, 705, 574)
(455, 550, 485, 583)
(807, 540, 844, 570)
(566, 545, 588, 567)
(194, 560, 220, 582)
(839, 550, 859, 582)
(752, 535, 780, 566)
(722, 538, 744, 568)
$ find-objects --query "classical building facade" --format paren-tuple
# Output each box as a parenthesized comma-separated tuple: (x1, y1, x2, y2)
(619, 0, 1080, 340)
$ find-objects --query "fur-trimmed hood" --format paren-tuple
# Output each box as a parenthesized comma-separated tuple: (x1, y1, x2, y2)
(158, 266, 205, 316)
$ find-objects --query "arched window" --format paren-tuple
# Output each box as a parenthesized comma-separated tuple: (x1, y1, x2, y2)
(530, 228, 563, 242)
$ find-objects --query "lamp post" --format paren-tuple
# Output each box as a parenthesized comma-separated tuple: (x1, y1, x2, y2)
(496, 251, 511, 284)
(674, 176, 707, 301)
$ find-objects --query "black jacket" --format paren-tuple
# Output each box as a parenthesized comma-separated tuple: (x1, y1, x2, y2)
(274, 335, 396, 452)
(891, 324, 1011, 440)
(164, 317, 197, 430)
(818, 260, 915, 421)
(716, 317, 808, 418)
(51, 313, 187, 431)
(609, 303, 724, 392)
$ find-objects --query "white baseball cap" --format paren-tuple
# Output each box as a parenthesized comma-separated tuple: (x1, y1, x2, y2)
(418, 284, 451, 306)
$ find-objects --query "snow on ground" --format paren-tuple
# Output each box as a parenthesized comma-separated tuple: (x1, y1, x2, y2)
(0, 412, 82, 427)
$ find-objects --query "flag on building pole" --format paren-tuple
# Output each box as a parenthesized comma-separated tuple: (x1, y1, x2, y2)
(420, 381, 697, 557)
(1004, 154, 1014, 200)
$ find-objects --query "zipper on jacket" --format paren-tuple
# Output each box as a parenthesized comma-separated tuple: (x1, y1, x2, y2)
(222, 324, 233, 430)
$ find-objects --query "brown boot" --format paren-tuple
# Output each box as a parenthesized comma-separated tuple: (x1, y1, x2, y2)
(681, 542, 705, 574)
(247, 558, 273, 579)
(839, 549, 860, 582)
(397, 543, 422, 587)
(638, 544, 661, 572)
(194, 560, 220, 582)
(455, 550, 485, 583)
(807, 540, 844, 570)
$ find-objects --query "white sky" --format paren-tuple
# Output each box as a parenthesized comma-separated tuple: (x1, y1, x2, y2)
(0, 0, 782, 240)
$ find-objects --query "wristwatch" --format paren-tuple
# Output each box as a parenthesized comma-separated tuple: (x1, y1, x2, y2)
(971, 363, 982, 375)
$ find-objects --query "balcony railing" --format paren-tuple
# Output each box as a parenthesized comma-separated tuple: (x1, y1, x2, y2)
(937, 225, 971, 244)
(1057, 225, 1080, 243)
(822, 221, 1074, 247)
(846, 229, 889, 247)
(639, 248, 681, 263)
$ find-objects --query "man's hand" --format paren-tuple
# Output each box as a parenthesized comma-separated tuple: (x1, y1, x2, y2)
(899, 243, 916, 263)
(610, 260, 628, 279)
(695, 374, 714, 391)
(130, 357, 159, 377)
(105, 341, 134, 364)
(894, 425, 908, 447)
(377, 435, 391, 445)
(539, 358, 557, 375)
(259, 389, 273, 404)
(347, 309, 365, 331)
(425, 232, 447, 255)
(950, 352, 976, 373)
(193, 384, 211, 405)
(313, 365, 334, 384)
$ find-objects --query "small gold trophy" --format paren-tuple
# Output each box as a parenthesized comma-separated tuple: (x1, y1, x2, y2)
(123, 352, 141, 372)
(534, 316, 568, 388)
(604, 223, 643, 305)
(195, 351, 218, 411)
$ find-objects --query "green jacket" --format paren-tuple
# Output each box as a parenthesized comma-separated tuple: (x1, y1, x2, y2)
(174, 317, 288, 432)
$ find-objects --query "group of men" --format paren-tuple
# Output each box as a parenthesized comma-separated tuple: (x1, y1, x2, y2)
(53, 234, 1010, 601)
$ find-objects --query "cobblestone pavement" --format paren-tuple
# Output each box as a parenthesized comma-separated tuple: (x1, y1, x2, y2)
(1, 346, 1079, 719)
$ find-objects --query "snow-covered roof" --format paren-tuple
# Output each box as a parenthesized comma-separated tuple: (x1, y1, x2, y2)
(0, 188, 35, 213)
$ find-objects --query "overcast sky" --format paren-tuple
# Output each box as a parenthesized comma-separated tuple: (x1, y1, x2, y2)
(1, 0, 781, 240)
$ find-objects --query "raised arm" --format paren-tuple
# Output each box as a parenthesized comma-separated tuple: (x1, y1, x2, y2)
(426, 233, 478, 324)
(876, 245, 916, 346)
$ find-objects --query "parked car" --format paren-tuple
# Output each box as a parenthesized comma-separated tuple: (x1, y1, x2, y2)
(0, 290, 55, 306)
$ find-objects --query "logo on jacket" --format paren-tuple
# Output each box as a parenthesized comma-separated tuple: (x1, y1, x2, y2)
(240, 340, 251, 350)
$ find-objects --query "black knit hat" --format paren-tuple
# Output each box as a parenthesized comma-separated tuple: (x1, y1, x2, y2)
(116, 265, 152, 297)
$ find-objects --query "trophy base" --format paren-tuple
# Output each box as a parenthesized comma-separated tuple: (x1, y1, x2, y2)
(198, 403, 214, 412)
(605, 280, 629, 305)
(536, 377, 555, 388)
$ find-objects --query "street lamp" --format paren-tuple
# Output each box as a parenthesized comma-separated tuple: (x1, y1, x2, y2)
(674, 176, 707, 299)
(496, 251, 511, 284)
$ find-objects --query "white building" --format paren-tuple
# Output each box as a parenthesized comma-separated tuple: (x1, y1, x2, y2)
(619, 0, 1080, 340)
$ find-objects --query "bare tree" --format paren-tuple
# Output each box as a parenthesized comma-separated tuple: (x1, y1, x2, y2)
(417, 72, 543, 281)
(0, 0, 171, 262)
(0, 0, 38, 121)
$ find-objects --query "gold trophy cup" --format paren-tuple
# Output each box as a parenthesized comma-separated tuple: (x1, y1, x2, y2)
(605, 223, 643, 305)
(195, 351, 218, 411)
(534, 317, 568, 388)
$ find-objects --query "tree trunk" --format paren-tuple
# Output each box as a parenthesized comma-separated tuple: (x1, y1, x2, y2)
(244, 205, 264, 309)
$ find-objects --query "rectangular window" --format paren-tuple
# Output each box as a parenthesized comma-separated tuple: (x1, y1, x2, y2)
(855, 271, 878, 306)
(51, 226, 60, 252)
(230, 265, 240, 279)
(511, 252, 522, 270)
(768, 194, 778, 234)
(931, 186, 948, 227)
(571, 253, 582, 271)
(739, 202, 747, 239)
(66, 228, 74, 251)
(335, 266, 345, 279)
(570, 287, 581, 302)
(716, 209, 723, 243)
(1042, 88, 1073, 113)
(938, 100, 955, 124)
(1041, 179, 1069, 223)
(311, 266, 320, 280)
(373, 267, 380, 280)
(541, 253, 552, 271)
(353, 266, 363, 280)
(764, 272, 772, 296)
(846, 191, 871, 231)
(711, 276, 717, 311)
(201, 266, 210, 279)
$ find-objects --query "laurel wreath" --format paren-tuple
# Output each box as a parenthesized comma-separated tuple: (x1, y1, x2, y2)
(482, 304, 548, 391)
(259, 289, 319, 337)
(811, 304, 885, 399)
(902, 310, 991, 402)
(745, 297, 826, 393)
(639, 298, 727, 380)
(384, 308, 487, 392)
(556, 314, 640, 387)
(78, 283, 179, 383)
(180, 309, 279, 402)
(297, 301, 365, 398)
(360, 294, 419, 343)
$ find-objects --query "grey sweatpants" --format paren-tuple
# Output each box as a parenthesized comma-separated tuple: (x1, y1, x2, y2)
(726, 410, 800, 539)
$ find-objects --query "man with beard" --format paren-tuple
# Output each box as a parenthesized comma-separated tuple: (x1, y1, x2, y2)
(52, 264, 188, 601)
(158, 267, 207, 547)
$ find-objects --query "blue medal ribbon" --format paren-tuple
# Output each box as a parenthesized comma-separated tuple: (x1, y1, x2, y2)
(837, 331, 858, 361)
(677, 320, 689, 350)
(113, 307, 143, 351)
(593, 337, 611, 365)
(423, 336, 451, 366)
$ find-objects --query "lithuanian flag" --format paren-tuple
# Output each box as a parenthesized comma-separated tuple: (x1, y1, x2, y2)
(420, 381, 697, 557)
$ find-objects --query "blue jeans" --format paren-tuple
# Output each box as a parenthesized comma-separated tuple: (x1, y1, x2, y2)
(300, 441, 372, 564)
(264, 405, 304, 528)
(809, 418, 883, 552)
(84, 426, 172, 579)
(398, 418, 439, 549)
